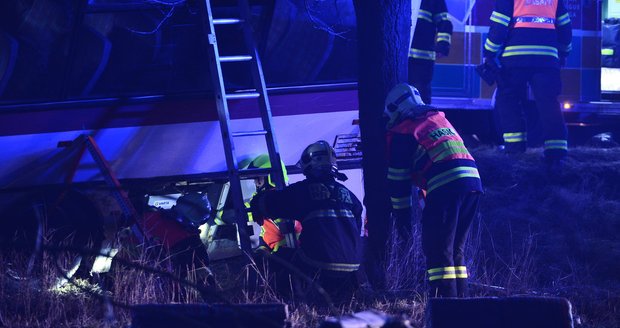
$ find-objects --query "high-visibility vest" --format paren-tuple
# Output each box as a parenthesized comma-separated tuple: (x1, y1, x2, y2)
(389, 112, 474, 164)
(513, 0, 558, 29)
(388, 112, 478, 193)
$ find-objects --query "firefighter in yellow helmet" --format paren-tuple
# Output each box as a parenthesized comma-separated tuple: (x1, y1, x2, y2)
(246, 154, 302, 254)
(385, 83, 483, 297)
(250, 141, 363, 304)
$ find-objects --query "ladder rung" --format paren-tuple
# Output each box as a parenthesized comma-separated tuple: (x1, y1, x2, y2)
(226, 92, 260, 100)
(213, 18, 243, 25)
(232, 130, 267, 137)
(220, 55, 253, 63)
(239, 167, 273, 179)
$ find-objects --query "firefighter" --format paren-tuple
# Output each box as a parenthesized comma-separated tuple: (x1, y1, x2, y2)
(483, 0, 572, 169)
(384, 83, 483, 298)
(245, 154, 302, 297)
(408, 0, 453, 104)
(246, 154, 302, 254)
(250, 141, 363, 303)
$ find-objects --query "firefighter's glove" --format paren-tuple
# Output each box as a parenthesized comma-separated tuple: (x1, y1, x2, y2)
(476, 57, 500, 86)
(435, 42, 450, 57)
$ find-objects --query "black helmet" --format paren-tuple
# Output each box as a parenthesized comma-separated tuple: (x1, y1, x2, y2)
(297, 140, 338, 179)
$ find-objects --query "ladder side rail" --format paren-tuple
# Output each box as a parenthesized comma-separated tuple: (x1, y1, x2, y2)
(237, 0, 296, 248)
(237, 0, 286, 191)
(201, 0, 252, 253)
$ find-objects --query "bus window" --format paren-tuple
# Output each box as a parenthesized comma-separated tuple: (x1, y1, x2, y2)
(602, 0, 620, 100)
(0, 0, 75, 103)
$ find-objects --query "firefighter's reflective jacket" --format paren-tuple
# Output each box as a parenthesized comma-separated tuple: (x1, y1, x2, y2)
(410, 0, 453, 61)
(252, 178, 363, 272)
(257, 218, 302, 253)
(483, 0, 573, 67)
(247, 197, 302, 253)
(386, 111, 483, 216)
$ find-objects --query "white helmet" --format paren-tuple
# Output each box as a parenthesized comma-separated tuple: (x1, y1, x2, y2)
(297, 140, 338, 179)
(384, 83, 428, 128)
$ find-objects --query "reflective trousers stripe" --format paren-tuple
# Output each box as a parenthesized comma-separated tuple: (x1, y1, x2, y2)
(544, 139, 568, 150)
(504, 132, 527, 143)
(428, 266, 468, 281)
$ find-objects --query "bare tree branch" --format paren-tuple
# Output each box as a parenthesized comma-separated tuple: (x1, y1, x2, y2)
(303, 0, 351, 39)
(128, 0, 185, 35)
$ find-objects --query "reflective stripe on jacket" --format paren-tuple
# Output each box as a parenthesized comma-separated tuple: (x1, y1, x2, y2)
(410, 0, 453, 61)
(255, 178, 363, 272)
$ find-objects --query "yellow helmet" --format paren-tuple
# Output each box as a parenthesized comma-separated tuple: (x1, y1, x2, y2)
(297, 140, 338, 179)
(247, 154, 288, 188)
(384, 83, 427, 128)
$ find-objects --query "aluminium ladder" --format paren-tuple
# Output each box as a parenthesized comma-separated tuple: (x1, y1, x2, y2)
(199, 0, 292, 254)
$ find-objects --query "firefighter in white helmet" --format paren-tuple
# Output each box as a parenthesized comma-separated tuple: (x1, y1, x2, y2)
(385, 83, 483, 297)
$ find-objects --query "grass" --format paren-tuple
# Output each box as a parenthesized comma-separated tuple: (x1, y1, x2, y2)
(1, 146, 619, 327)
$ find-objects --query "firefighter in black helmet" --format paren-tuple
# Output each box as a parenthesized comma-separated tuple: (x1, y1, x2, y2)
(250, 141, 363, 304)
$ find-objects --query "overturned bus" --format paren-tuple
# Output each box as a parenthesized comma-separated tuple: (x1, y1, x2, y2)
(0, 0, 618, 267)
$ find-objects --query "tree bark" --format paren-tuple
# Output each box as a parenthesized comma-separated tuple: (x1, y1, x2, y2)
(353, 0, 412, 289)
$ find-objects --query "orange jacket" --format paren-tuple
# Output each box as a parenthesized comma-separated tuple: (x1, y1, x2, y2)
(258, 218, 302, 253)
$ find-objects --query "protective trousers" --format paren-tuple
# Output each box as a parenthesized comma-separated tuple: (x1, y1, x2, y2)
(422, 190, 480, 297)
(408, 58, 435, 105)
(495, 67, 568, 159)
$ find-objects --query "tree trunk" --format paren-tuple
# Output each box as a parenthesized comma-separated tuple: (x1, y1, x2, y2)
(353, 0, 412, 289)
